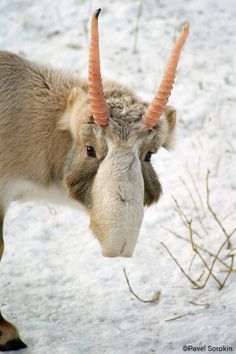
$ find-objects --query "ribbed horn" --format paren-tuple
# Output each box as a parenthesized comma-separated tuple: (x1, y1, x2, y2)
(88, 8, 109, 127)
(142, 23, 190, 130)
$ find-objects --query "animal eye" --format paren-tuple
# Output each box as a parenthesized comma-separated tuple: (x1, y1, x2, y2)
(86, 146, 96, 158)
(144, 151, 152, 162)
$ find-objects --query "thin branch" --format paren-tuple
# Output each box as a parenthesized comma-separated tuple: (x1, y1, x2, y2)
(133, 0, 143, 54)
(222, 211, 236, 221)
(197, 270, 205, 282)
(165, 312, 194, 322)
(123, 268, 161, 304)
(206, 170, 232, 248)
(179, 176, 208, 235)
(199, 234, 234, 289)
(187, 219, 222, 287)
(162, 222, 234, 290)
(188, 253, 197, 272)
(194, 249, 222, 287)
(186, 168, 206, 216)
(173, 196, 202, 239)
(219, 255, 234, 290)
(161, 242, 200, 288)
(162, 226, 236, 272)
(189, 301, 210, 308)
(229, 227, 236, 238)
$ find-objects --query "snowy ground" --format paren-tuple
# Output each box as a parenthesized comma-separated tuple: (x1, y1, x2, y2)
(0, 1, 236, 353)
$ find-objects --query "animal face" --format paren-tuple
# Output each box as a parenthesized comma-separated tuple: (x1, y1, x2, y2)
(60, 9, 187, 257)
(61, 82, 176, 257)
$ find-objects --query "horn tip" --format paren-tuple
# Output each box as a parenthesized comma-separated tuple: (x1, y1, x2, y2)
(183, 22, 190, 33)
(94, 8, 101, 19)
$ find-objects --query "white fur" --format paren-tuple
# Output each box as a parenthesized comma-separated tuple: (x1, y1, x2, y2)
(2, 179, 85, 212)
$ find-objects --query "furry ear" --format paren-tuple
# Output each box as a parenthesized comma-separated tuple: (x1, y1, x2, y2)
(58, 87, 89, 137)
(162, 106, 177, 149)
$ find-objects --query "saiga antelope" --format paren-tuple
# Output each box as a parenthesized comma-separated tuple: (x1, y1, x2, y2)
(0, 9, 189, 351)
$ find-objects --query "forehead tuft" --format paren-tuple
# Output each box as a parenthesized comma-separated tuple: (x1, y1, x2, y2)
(103, 81, 148, 126)
(101, 80, 149, 141)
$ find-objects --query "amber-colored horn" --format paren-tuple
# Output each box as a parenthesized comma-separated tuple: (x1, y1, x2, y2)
(88, 8, 109, 127)
(142, 23, 190, 130)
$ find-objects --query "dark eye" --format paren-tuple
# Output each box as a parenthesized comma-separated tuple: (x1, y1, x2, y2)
(86, 146, 96, 158)
(144, 151, 152, 162)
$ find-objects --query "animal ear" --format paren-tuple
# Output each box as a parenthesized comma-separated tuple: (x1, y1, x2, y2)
(162, 106, 177, 149)
(59, 87, 88, 134)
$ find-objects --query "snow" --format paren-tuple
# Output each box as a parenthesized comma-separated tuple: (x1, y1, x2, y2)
(0, 0, 236, 353)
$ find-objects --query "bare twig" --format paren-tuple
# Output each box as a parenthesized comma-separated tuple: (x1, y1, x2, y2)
(133, 0, 143, 54)
(187, 219, 222, 287)
(162, 170, 235, 291)
(161, 242, 200, 288)
(188, 253, 197, 272)
(196, 270, 205, 282)
(229, 227, 236, 238)
(206, 170, 232, 249)
(173, 196, 202, 239)
(162, 225, 234, 290)
(179, 176, 208, 235)
(186, 168, 206, 216)
(199, 235, 234, 289)
(165, 312, 194, 322)
(162, 226, 236, 272)
(189, 301, 210, 308)
(219, 255, 234, 290)
(123, 268, 161, 303)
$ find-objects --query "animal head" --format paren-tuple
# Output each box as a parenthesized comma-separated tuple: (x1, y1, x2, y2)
(61, 9, 189, 257)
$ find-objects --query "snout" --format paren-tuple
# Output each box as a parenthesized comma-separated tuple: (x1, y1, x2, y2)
(90, 148, 144, 259)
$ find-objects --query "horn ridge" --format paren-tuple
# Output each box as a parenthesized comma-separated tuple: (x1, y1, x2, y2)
(88, 8, 109, 127)
(142, 22, 190, 130)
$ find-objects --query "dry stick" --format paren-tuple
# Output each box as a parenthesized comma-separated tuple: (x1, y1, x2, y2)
(162, 227, 234, 289)
(161, 242, 201, 288)
(162, 226, 236, 272)
(133, 0, 143, 54)
(187, 219, 223, 288)
(123, 268, 161, 304)
(222, 211, 236, 222)
(198, 235, 234, 289)
(179, 176, 208, 235)
(206, 170, 232, 249)
(188, 252, 197, 272)
(196, 270, 205, 282)
(229, 227, 236, 237)
(195, 251, 222, 287)
(173, 198, 202, 239)
(187, 168, 206, 217)
(220, 255, 234, 290)
(189, 301, 210, 308)
(165, 312, 194, 322)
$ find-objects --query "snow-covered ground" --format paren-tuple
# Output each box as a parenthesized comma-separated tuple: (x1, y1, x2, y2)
(0, 0, 236, 353)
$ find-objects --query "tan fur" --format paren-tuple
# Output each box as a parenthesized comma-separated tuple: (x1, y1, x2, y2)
(0, 213, 3, 261)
